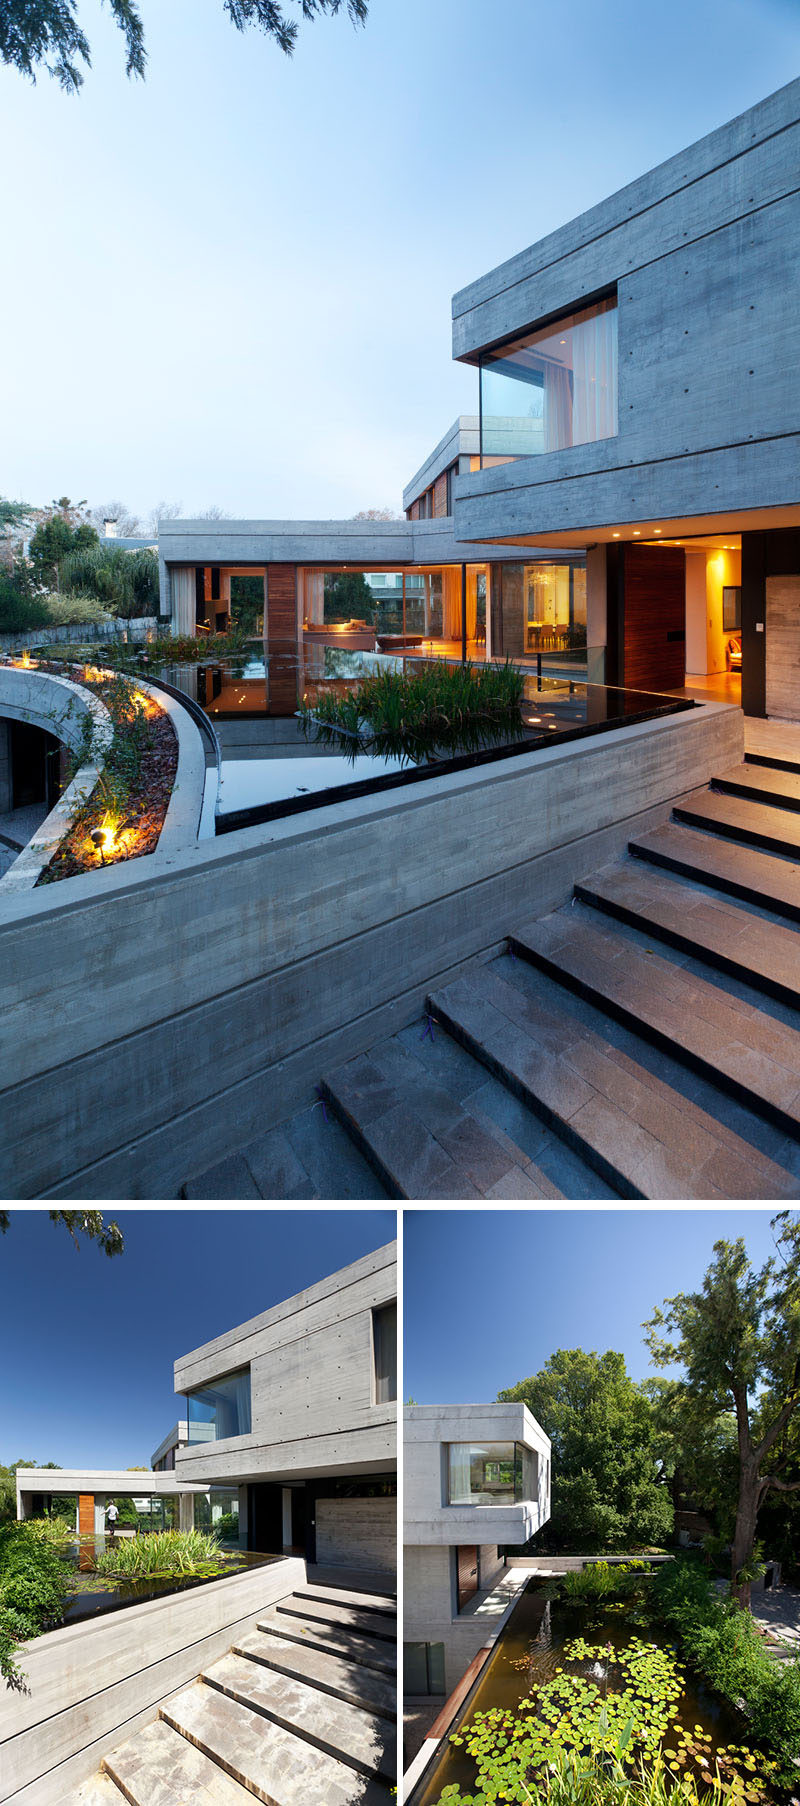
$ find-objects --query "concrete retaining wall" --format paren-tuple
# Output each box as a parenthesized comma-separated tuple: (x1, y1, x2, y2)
(316, 1497, 397, 1576)
(0, 1554, 305, 1806)
(0, 700, 743, 1198)
(0, 619, 158, 655)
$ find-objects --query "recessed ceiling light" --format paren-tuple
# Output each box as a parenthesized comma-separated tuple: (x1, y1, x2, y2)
(612, 532, 620, 538)
(654, 528, 662, 535)
(633, 530, 641, 537)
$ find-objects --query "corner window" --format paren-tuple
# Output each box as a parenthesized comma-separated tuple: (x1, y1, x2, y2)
(372, 1303, 397, 1403)
(448, 1441, 535, 1505)
(186, 1367, 251, 1444)
(480, 294, 618, 461)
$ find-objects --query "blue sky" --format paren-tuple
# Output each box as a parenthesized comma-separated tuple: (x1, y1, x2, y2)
(0, 1208, 394, 1468)
(1, 0, 798, 520)
(404, 1209, 791, 1403)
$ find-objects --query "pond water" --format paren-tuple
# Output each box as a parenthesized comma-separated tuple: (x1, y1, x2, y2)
(414, 1585, 761, 1806)
(60, 1540, 278, 1625)
(146, 648, 692, 828)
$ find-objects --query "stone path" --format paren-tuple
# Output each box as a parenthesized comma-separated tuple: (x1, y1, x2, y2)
(751, 1584, 800, 1661)
(68, 1579, 396, 1805)
(184, 743, 800, 1201)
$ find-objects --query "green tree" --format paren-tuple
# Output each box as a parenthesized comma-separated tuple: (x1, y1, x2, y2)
(27, 514, 97, 591)
(0, 1212, 124, 1257)
(498, 1348, 673, 1553)
(0, 0, 368, 93)
(323, 570, 373, 622)
(644, 1376, 740, 1541)
(644, 1212, 800, 1606)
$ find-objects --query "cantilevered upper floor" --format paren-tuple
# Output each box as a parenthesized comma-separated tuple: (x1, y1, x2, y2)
(174, 1241, 397, 1487)
(404, 1402, 551, 1548)
(451, 78, 800, 550)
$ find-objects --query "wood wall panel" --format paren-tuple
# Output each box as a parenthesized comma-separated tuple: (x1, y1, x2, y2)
(766, 574, 800, 720)
(79, 1495, 94, 1536)
(265, 565, 297, 643)
(433, 473, 448, 519)
(623, 546, 686, 692)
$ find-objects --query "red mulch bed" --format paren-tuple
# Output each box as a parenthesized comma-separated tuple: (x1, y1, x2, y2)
(30, 662, 179, 885)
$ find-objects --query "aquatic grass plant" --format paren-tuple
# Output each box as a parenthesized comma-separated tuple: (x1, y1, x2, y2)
(563, 1565, 652, 1604)
(299, 659, 526, 764)
(437, 1744, 770, 1806)
(94, 1528, 225, 1579)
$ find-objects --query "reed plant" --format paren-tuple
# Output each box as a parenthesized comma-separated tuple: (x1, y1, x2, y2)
(94, 1529, 224, 1579)
(300, 659, 525, 764)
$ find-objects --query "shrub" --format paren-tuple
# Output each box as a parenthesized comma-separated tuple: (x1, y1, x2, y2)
(40, 593, 113, 627)
(0, 1522, 71, 1690)
(59, 545, 159, 617)
(648, 1558, 800, 1785)
(0, 575, 50, 633)
(562, 1562, 651, 1603)
(300, 659, 526, 763)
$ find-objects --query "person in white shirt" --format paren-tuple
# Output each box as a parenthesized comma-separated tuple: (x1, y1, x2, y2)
(105, 1500, 119, 1540)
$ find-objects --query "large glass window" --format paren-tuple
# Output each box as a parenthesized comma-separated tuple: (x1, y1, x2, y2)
(373, 1303, 397, 1403)
(186, 1367, 251, 1444)
(404, 1641, 446, 1696)
(448, 1442, 534, 1505)
(480, 295, 618, 460)
(194, 1487, 241, 1542)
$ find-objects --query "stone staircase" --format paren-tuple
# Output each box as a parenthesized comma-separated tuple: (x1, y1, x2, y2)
(70, 1581, 396, 1806)
(319, 754, 800, 1201)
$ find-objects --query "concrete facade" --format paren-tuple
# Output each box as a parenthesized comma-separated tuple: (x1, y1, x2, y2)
(404, 1404, 550, 1697)
(175, 1243, 397, 1575)
(448, 79, 800, 713)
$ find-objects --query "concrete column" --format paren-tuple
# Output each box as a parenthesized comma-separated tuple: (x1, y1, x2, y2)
(423, 574, 431, 637)
(237, 1485, 248, 1551)
(586, 545, 607, 685)
(282, 1488, 293, 1550)
(0, 717, 11, 813)
(178, 1493, 195, 1533)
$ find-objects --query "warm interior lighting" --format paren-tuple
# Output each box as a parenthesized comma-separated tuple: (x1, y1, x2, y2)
(654, 528, 662, 535)
(612, 532, 620, 539)
(632, 530, 641, 537)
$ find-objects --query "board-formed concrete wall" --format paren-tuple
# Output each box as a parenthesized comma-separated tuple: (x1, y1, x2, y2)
(0, 700, 742, 1199)
(174, 1243, 396, 1485)
(315, 1496, 397, 1576)
(0, 1554, 305, 1806)
(452, 79, 800, 543)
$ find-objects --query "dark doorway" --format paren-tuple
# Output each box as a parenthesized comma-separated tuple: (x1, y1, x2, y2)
(456, 1544, 479, 1612)
(247, 1483, 283, 1554)
(290, 1486, 306, 1554)
(10, 721, 61, 810)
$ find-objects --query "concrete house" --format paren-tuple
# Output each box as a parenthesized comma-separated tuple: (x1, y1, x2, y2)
(174, 1239, 398, 1575)
(18, 1241, 398, 1577)
(403, 1403, 551, 1697)
(450, 78, 800, 716)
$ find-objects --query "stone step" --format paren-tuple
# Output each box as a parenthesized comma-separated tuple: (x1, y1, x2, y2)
(712, 761, 800, 812)
(233, 1627, 397, 1720)
(574, 858, 800, 1011)
(68, 1776, 128, 1806)
(203, 1650, 395, 1779)
(510, 907, 800, 1144)
(104, 1716, 253, 1804)
(161, 1679, 389, 1805)
(746, 750, 800, 776)
(429, 958, 797, 1200)
(674, 787, 800, 859)
(298, 1583, 396, 1618)
(630, 820, 800, 923)
(257, 1611, 396, 1674)
(320, 1047, 564, 1200)
(276, 1594, 396, 1642)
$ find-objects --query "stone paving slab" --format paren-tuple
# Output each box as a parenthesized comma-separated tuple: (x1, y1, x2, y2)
(716, 761, 800, 809)
(276, 1595, 396, 1643)
(433, 958, 798, 1201)
(575, 859, 800, 1009)
(512, 907, 800, 1139)
(233, 1628, 397, 1720)
(104, 1715, 253, 1805)
(205, 1651, 395, 1780)
(161, 1680, 388, 1806)
(300, 1584, 396, 1617)
(631, 821, 800, 921)
(68, 1776, 126, 1806)
(674, 787, 800, 858)
(258, 1612, 396, 1675)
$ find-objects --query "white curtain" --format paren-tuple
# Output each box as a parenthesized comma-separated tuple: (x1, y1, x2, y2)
(571, 299, 618, 445)
(543, 361, 573, 452)
(170, 566, 195, 637)
(448, 1444, 472, 1504)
